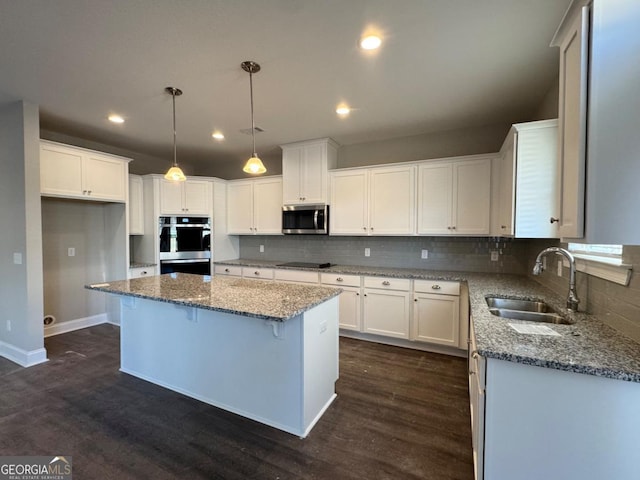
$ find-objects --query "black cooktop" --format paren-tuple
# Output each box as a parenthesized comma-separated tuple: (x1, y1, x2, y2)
(276, 262, 331, 269)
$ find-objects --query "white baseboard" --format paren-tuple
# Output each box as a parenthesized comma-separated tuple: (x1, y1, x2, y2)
(44, 313, 109, 337)
(0, 341, 48, 367)
(339, 330, 467, 358)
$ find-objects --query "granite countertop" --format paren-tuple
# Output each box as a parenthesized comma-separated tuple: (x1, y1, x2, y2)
(216, 259, 640, 383)
(86, 273, 341, 322)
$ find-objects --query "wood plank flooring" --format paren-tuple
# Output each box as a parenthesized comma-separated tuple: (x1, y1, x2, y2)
(0, 325, 473, 479)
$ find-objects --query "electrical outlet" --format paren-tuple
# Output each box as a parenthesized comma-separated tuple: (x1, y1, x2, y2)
(364, 248, 370, 257)
(421, 249, 429, 259)
(259, 245, 264, 253)
(68, 247, 75, 257)
(13, 253, 22, 265)
(6, 320, 11, 332)
(557, 259, 563, 276)
(490, 251, 499, 261)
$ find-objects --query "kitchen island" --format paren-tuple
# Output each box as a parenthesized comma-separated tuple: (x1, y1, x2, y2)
(87, 273, 341, 437)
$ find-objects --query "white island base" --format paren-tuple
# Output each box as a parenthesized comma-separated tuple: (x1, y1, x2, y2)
(118, 296, 339, 438)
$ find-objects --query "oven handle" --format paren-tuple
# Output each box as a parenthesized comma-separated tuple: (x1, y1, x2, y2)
(313, 209, 319, 230)
(161, 259, 210, 264)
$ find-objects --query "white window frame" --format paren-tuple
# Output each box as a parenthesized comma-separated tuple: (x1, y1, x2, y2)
(565, 243, 631, 286)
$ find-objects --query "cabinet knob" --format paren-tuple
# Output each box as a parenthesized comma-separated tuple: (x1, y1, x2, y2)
(472, 351, 479, 359)
(469, 370, 476, 376)
(363, 227, 367, 231)
(370, 227, 374, 231)
(336, 277, 343, 282)
(414, 298, 418, 302)
(382, 281, 390, 286)
(451, 226, 456, 230)
(356, 292, 360, 296)
(254, 271, 260, 275)
(447, 226, 452, 230)
(550, 217, 560, 224)
(431, 284, 441, 290)
(141, 271, 147, 275)
(225, 268, 230, 273)
(363, 293, 367, 297)
(500, 225, 506, 229)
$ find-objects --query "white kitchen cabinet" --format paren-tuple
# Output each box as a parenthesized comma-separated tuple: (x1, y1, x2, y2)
(329, 165, 415, 235)
(213, 264, 242, 277)
(40, 140, 129, 202)
(362, 276, 411, 339)
(551, 1, 590, 239)
(129, 175, 144, 235)
(321, 273, 362, 331)
(281, 138, 338, 205)
(412, 280, 460, 347)
(418, 157, 492, 235)
(495, 120, 559, 238)
(159, 179, 211, 215)
(468, 319, 485, 480)
(128, 265, 156, 279)
(241, 267, 274, 280)
(227, 177, 282, 235)
(274, 269, 319, 284)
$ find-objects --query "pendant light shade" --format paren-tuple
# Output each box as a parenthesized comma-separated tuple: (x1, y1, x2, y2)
(241, 61, 266, 175)
(164, 86, 186, 182)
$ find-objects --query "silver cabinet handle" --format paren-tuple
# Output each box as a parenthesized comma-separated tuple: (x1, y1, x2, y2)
(431, 284, 441, 290)
(550, 217, 559, 224)
(472, 351, 479, 359)
(336, 277, 344, 282)
(382, 281, 390, 286)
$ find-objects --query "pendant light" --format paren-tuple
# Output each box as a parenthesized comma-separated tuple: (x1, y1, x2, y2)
(164, 86, 187, 181)
(241, 61, 267, 175)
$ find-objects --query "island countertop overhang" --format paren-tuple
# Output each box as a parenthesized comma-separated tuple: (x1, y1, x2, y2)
(86, 273, 342, 321)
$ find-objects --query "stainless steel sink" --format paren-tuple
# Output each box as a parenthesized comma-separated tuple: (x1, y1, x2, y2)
(486, 296, 554, 312)
(485, 296, 574, 325)
(488, 308, 573, 325)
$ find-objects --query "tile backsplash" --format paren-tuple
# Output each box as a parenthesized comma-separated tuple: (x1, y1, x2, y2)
(240, 235, 530, 274)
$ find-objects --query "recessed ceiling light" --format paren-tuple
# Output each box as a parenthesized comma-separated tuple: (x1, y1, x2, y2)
(212, 131, 225, 140)
(108, 114, 125, 124)
(359, 35, 382, 50)
(336, 105, 351, 116)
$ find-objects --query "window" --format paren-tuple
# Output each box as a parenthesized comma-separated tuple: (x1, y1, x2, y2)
(568, 243, 623, 262)
(567, 243, 630, 285)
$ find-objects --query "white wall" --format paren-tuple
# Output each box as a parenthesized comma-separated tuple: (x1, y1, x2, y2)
(0, 101, 46, 366)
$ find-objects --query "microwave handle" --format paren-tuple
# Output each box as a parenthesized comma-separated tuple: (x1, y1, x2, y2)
(313, 209, 319, 231)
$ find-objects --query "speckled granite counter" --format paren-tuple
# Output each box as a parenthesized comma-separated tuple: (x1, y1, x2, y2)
(216, 259, 640, 382)
(129, 262, 157, 269)
(86, 272, 341, 321)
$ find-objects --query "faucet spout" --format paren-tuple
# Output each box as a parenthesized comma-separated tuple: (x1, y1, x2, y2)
(532, 247, 580, 312)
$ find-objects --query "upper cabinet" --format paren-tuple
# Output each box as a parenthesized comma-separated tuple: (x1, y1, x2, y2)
(40, 140, 129, 202)
(129, 174, 144, 235)
(552, 0, 640, 243)
(281, 138, 337, 205)
(159, 179, 211, 215)
(227, 177, 282, 235)
(330, 165, 416, 236)
(495, 120, 559, 238)
(417, 157, 492, 235)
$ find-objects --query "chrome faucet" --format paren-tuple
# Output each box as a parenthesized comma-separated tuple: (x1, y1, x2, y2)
(532, 247, 580, 311)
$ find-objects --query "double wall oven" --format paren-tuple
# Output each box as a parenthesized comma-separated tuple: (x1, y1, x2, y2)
(159, 216, 211, 275)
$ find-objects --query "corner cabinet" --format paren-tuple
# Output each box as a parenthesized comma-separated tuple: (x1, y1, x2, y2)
(159, 179, 211, 215)
(40, 140, 129, 202)
(281, 138, 338, 205)
(495, 120, 559, 238)
(417, 157, 491, 235)
(329, 165, 416, 236)
(227, 177, 282, 235)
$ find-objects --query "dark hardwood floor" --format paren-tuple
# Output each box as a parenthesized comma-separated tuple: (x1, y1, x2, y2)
(0, 325, 473, 479)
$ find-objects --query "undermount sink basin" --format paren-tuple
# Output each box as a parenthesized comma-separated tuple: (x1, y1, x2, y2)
(485, 296, 574, 325)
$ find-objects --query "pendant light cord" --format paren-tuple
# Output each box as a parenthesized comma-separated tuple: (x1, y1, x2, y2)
(249, 69, 256, 156)
(172, 90, 178, 167)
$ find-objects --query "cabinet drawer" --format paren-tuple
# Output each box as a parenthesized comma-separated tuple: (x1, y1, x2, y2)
(242, 267, 274, 280)
(274, 269, 319, 284)
(214, 265, 242, 277)
(414, 280, 460, 295)
(363, 276, 411, 291)
(129, 266, 156, 279)
(320, 273, 361, 288)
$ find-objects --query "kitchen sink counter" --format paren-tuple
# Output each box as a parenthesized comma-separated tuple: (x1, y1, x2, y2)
(86, 272, 340, 321)
(216, 259, 640, 382)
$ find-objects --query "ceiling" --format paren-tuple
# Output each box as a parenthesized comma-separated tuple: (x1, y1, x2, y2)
(0, 0, 571, 178)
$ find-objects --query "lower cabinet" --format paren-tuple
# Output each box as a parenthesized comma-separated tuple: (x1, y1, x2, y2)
(321, 273, 362, 331)
(362, 276, 411, 339)
(468, 318, 486, 480)
(128, 266, 157, 279)
(274, 269, 319, 284)
(213, 265, 242, 277)
(412, 280, 460, 347)
(241, 267, 274, 280)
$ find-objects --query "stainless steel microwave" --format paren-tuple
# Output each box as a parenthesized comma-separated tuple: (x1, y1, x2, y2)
(282, 205, 329, 234)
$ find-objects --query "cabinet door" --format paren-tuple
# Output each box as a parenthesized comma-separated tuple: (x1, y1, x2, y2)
(227, 181, 254, 234)
(337, 287, 361, 331)
(417, 163, 453, 234)
(363, 289, 410, 339)
(183, 180, 211, 215)
(253, 178, 283, 234)
(330, 170, 368, 235)
(369, 166, 416, 235)
(282, 146, 303, 204)
(453, 159, 491, 235)
(300, 142, 327, 204)
(159, 181, 185, 215)
(498, 140, 515, 236)
(83, 153, 127, 202)
(40, 143, 83, 197)
(129, 175, 144, 235)
(413, 293, 460, 347)
(557, 5, 589, 238)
